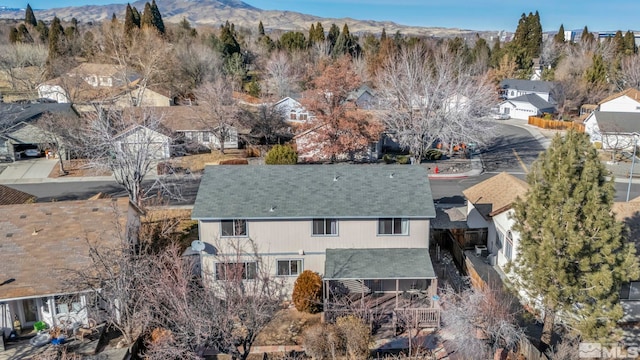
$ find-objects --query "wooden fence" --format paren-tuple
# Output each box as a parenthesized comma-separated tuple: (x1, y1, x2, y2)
(518, 338, 548, 360)
(528, 116, 585, 132)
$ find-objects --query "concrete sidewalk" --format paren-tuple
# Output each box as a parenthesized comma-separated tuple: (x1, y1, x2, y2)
(0, 158, 58, 184)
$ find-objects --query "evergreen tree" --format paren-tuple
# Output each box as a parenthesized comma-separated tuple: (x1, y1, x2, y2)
(278, 31, 306, 52)
(17, 24, 33, 43)
(111, 13, 117, 23)
(513, 130, 639, 348)
(489, 37, 502, 68)
(581, 26, 594, 44)
(218, 25, 241, 58)
(327, 23, 340, 51)
(36, 20, 48, 43)
(132, 6, 141, 27)
(25, 4, 37, 27)
(307, 23, 316, 45)
(332, 23, 351, 57)
(141, 2, 153, 29)
(124, 3, 137, 37)
(624, 30, 637, 55)
(47, 16, 65, 61)
(150, 0, 165, 35)
(553, 24, 565, 44)
(258, 20, 265, 36)
(314, 22, 325, 42)
(380, 28, 387, 42)
(585, 54, 607, 87)
(613, 30, 625, 56)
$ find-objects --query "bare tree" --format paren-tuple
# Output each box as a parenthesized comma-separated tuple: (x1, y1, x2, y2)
(145, 239, 283, 360)
(619, 54, 640, 89)
(376, 45, 496, 160)
(193, 77, 241, 154)
(83, 106, 170, 207)
(264, 51, 299, 99)
(35, 112, 86, 175)
(0, 43, 48, 90)
(440, 284, 524, 359)
(173, 42, 222, 95)
(241, 104, 290, 145)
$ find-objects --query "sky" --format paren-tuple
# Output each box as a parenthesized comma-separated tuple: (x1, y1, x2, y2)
(2, 0, 639, 32)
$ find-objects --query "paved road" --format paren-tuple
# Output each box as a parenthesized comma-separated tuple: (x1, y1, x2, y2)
(479, 121, 546, 175)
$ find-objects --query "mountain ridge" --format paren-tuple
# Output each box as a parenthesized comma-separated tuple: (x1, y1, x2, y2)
(0, 0, 492, 37)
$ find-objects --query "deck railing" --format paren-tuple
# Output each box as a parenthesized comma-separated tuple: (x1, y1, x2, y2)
(394, 307, 440, 329)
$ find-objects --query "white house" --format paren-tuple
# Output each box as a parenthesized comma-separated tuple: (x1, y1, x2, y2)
(583, 111, 640, 150)
(498, 94, 556, 120)
(274, 97, 312, 123)
(499, 79, 555, 103)
(598, 88, 640, 113)
(191, 165, 437, 299)
(0, 198, 140, 337)
(113, 124, 172, 160)
(462, 172, 528, 271)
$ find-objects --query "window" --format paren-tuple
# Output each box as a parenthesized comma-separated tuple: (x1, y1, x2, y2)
(378, 218, 408, 235)
(505, 231, 513, 261)
(54, 295, 82, 314)
(312, 218, 337, 235)
(202, 132, 210, 142)
(221, 219, 247, 237)
(300, 113, 308, 121)
(290, 111, 297, 120)
(277, 259, 302, 276)
(496, 231, 504, 250)
(215, 262, 257, 280)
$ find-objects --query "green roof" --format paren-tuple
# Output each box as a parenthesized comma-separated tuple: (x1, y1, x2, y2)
(324, 248, 436, 279)
(192, 165, 436, 220)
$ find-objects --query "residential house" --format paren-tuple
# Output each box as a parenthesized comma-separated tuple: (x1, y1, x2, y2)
(274, 97, 312, 123)
(462, 172, 529, 271)
(191, 165, 438, 315)
(113, 124, 172, 160)
(293, 123, 381, 162)
(0, 103, 78, 161)
(498, 93, 557, 120)
(0, 185, 36, 204)
(346, 85, 379, 110)
(155, 106, 239, 152)
(598, 88, 640, 113)
(583, 111, 640, 150)
(0, 198, 140, 337)
(499, 79, 555, 102)
(36, 63, 173, 111)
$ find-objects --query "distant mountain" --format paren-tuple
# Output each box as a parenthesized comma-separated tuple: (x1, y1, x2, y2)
(0, 0, 494, 38)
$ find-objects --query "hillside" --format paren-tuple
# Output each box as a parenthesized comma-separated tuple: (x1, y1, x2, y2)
(0, 0, 493, 38)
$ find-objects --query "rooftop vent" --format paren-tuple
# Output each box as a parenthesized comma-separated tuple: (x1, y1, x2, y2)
(6, 233, 12, 238)
(45, 212, 52, 216)
(333, 175, 340, 182)
(269, 206, 276, 212)
(389, 173, 395, 179)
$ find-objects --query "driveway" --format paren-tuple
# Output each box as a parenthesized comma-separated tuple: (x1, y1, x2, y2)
(0, 158, 57, 183)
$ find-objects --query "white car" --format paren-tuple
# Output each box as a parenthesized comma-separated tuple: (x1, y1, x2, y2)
(24, 149, 41, 157)
(493, 113, 510, 120)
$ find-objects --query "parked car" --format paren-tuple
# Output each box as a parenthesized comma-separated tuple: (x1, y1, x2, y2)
(24, 149, 41, 157)
(493, 113, 510, 120)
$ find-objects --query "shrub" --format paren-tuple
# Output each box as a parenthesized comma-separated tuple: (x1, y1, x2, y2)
(265, 144, 298, 165)
(335, 316, 372, 359)
(245, 146, 261, 158)
(303, 323, 345, 360)
(292, 270, 323, 313)
(396, 155, 410, 164)
(382, 154, 394, 164)
(423, 149, 442, 160)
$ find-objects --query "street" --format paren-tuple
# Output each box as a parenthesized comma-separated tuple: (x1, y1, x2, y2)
(5, 122, 640, 205)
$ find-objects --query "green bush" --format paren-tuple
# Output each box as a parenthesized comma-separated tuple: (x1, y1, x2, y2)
(292, 270, 323, 313)
(265, 144, 298, 165)
(382, 154, 394, 164)
(423, 149, 443, 160)
(396, 155, 410, 164)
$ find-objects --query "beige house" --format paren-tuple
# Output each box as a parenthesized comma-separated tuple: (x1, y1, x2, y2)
(192, 165, 438, 322)
(113, 124, 172, 160)
(0, 198, 140, 338)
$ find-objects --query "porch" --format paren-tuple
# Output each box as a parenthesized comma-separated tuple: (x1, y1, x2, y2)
(322, 248, 440, 331)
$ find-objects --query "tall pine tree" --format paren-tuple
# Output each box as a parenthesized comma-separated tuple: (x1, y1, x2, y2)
(553, 24, 565, 44)
(513, 130, 639, 348)
(141, 2, 153, 29)
(150, 0, 165, 35)
(258, 21, 265, 36)
(124, 3, 137, 37)
(25, 4, 37, 27)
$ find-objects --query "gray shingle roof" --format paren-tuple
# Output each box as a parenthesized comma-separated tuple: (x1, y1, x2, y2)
(324, 248, 436, 279)
(500, 79, 555, 94)
(592, 111, 640, 134)
(510, 93, 556, 112)
(192, 165, 436, 220)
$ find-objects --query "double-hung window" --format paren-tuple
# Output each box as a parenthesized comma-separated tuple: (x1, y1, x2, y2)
(377, 218, 408, 235)
(215, 262, 257, 280)
(277, 259, 302, 276)
(221, 219, 247, 237)
(505, 231, 513, 261)
(312, 218, 337, 235)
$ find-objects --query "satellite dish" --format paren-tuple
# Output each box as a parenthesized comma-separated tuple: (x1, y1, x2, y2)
(191, 240, 205, 252)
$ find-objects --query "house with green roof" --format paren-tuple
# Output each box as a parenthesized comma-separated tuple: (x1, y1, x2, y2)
(192, 164, 439, 325)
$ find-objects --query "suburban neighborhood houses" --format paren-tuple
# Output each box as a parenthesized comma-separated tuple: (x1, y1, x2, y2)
(3, 3, 640, 360)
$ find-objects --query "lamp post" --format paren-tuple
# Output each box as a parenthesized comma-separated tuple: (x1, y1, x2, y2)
(626, 134, 638, 202)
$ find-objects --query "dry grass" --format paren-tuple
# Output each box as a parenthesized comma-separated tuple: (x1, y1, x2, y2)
(254, 307, 322, 346)
(48, 160, 112, 178)
(170, 149, 247, 172)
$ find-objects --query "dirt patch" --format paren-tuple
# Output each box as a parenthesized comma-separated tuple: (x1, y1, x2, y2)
(254, 307, 321, 346)
(171, 149, 248, 173)
(48, 160, 112, 178)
